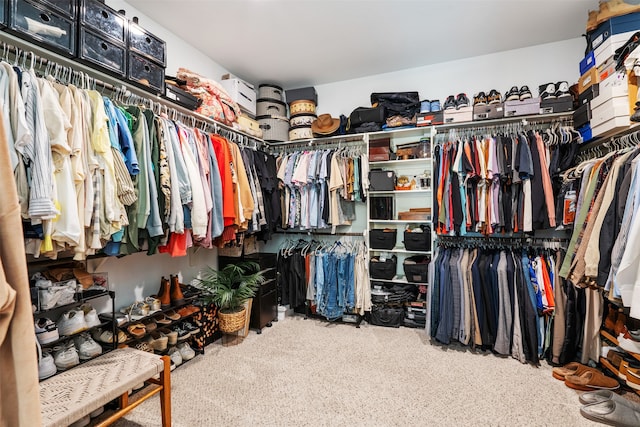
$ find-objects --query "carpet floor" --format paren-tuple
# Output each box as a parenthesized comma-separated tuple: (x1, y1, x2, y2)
(113, 315, 602, 427)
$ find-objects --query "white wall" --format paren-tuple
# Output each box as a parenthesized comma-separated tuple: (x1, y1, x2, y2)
(313, 38, 586, 117)
(105, 0, 230, 79)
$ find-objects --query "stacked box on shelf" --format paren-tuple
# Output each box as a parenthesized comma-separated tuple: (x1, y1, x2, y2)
(8, 0, 77, 56)
(591, 70, 635, 137)
(77, 0, 127, 77)
(284, 86, 317, 141)
(221, 75, 257, 117)
(126, 16, 166, 94)
(256, 83, 289, 142)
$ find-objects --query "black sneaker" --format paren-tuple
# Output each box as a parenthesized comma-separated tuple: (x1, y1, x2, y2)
(456, 93, 470, 109)
(505, 86, 520, 102)
(519, 86, 532, 100)
(181, 321, 200, 335)
(443, 95, 457, 110)
(539, 83, 556, 100)
(473, 92, 487, 107)
(555, 81, 570, 98)
(487, 89, 502, 104)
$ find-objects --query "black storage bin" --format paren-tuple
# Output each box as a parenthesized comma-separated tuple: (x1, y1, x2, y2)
(403, 255, 429, 283)
(368, 306, 404, 328)
(285, 86, 317, 104)
(369, 169, 396, 191)
(369, 196, 393, 220)
(369, 229, 397, 250)
(37, 0, 75, 18)
(128, 19, 166, 66)
(370, 255, 397, 280)
(79, 0, 126, 45)
(403, 227, 431, 252)
(9, 0, 76, 56)
(78, 27, 126, 76)
(128, 51, 164, 94)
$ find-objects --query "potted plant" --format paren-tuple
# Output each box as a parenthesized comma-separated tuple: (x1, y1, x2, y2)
(195, 262, 264, 334)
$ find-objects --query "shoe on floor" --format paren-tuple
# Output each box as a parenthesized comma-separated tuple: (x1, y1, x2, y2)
(58, 309, 88, 336)
(552, 361, 599, 380)
(53, 343, 80, 371)
(168, 347, 183, 366)
(177, 342, 195, 361)
(74, 333, 102, 360)
(579, 390, 635, 406)
(35, 317, 59, 344)
(580, 399, 640, 427)
(565, 370, 620, 391)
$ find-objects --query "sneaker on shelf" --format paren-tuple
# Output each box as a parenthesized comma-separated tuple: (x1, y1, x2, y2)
(519, 85, 533, 100)
(505, 86, 520, 102)
(145, 296, 161, 312)
(419, 100, 431, 113)
(539, 82, 556, 100)
(473, 92, 487, 106)
(429, 99, 441, 112)
(35, 317, 59, 344)
(167, 346, 183, 366)
(38, 280, 76, 310)
(172, 325, 191, 342)
(80, 304, 101, 329)
(134, 341, 154, 353)
(37, 340, 57, 380)
(165, 309, 181, 321)
(443, 95, 457, 110)
(455, 93, 470, 109)
(58, 309, 88, 336)
(74, 333, 102, 360)
(177, 305, 200, 318)
(181, 321, 200, 335)
(53, 342, 80, 370)
(555, 81, 571, 98)
(487, 89, 502, 104)
(147, 330, 169, 352)
(618, 329, 640, 354)
(177, 342, 195, 361)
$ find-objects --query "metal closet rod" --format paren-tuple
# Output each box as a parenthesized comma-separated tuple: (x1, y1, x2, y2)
(275, 230, 364, 237)
(270, 139, 366, 154)
(0, 37, 265, 148)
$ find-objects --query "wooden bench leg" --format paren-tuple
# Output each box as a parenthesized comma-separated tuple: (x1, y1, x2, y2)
(159, 355, 171, 427)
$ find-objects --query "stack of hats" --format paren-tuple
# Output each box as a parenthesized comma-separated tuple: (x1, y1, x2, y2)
(256, 84, 289, 142)
(288, 99, 316, 140)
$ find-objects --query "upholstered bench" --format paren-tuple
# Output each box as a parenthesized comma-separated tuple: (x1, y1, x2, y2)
(40, 347, 171, 427)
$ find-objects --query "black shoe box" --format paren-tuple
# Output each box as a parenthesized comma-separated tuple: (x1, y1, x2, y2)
(473, 103, 505, 121)
(164, 83, 201, 110)
(573, 102, 592, 129)
(540, 97, 574, 114)
(578, 84, 599, 106)
(416, 111, 444, 126)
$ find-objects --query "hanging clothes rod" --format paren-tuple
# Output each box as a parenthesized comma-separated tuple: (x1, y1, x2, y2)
(275, 230, 364, 237)
(0, 34, 265, 148)
(269, 139, 366, 155)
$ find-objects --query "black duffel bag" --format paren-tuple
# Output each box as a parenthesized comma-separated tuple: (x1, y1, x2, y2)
(349, 106, 386, 127)
(368, 305, 404, 328)
(371, 92, 420, 119)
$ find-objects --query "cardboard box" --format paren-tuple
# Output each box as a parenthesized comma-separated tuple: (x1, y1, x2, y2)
(504, 97, 541, 117)
(590, 12, 640, 50)
(443, 106, 472, 124)
(539, 97, 573, 114)
(473, 103, 505, 121)
(591, 96, 630, 129)
(579, 67, 600, 94)
(591, 71, 629, 110)
(220, 78, 257, 116)
(594, 31, 637, 66)
(416, 111, 444, 126)
(580, 51, 596, 75)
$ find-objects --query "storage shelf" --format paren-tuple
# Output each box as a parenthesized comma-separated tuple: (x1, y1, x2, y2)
(370, 158, 431, 167)
(369, 219, 432, 224)
(369, 247, 431, 255)
(600, 330, 640, 363)
(369, 189, 432, 195)
(370, 276, 428, 285)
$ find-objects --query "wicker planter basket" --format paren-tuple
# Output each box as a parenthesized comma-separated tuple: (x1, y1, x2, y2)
(218, 307, 247, 333)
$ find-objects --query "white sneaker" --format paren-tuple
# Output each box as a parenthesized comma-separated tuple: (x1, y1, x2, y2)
(38, 280, 76, 310)
(37, 340, 57, 380)
(35, 318, 59, 344)
(618, 332, 640, 354)
(81, 304, 101, 328)
(167, 347, 182, 366)
(177, 342, 195, 361)
(53, 343, 80, 370)
(58, 309, 88, 336)
(74, 333, 102, 360)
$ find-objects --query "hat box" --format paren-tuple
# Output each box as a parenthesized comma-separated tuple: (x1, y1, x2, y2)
(257, 98, 287, 117)
(257, 115, 289, 142)
(289, 114, 317, 128)
(289, 99, 316, 116)
(258, 84, 284, 101)
(288, 126, 313, 141)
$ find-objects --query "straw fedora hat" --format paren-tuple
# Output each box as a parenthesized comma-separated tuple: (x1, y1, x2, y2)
(311, 114, 340, 135)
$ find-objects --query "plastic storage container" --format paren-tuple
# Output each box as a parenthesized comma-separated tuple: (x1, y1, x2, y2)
(78, 27, 126, 76)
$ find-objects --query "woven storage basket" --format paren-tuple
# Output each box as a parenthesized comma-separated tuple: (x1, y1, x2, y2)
(257, 115, 289, 142)
(256, 98, 287, 116)
(258, 84, 284, 101)
(218, 306, 246, 333)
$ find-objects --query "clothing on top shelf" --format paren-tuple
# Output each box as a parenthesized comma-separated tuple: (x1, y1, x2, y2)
(276, 146, 369, 233)
(3, 62, 280, 260)
(434, 127, 579, 236)
(277, 238, 370, 319)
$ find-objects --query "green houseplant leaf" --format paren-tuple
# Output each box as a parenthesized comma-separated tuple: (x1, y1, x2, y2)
(195, 261, 264, 314)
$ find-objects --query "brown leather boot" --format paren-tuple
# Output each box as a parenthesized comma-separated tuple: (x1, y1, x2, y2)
(157, 276, 171, 309)
(615, 310, 627, 337)
(170, 275, 185, 306)
(604, 303, 618, 333)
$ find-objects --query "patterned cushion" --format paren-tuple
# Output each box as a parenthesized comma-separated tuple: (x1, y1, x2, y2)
(40, 347, 165, 427)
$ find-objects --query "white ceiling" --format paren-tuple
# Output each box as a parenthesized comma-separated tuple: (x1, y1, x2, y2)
(127, 0, 598, 89)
